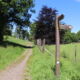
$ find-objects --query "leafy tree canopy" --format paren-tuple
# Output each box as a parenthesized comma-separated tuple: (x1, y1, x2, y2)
(35, 6, 57, 44)
(0, 0, 35, 41)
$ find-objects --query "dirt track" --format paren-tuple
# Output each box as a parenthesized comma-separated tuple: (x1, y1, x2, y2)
(0, 47, 32, 80)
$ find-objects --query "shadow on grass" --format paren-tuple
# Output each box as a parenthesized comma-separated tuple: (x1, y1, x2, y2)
(0, 41, 33, 48)
(51, 65, 56, 75)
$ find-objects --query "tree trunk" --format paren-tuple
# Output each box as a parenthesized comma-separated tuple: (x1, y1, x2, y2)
(0, 21, 5, 42)
(0, 31, 4, 42)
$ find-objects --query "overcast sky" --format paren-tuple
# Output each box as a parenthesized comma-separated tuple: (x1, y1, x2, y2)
(31, 0, 80, 32)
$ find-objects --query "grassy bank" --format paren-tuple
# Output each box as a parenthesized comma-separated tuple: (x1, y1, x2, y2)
(0, 36, 28, 70)
(28, 43, 80, 80)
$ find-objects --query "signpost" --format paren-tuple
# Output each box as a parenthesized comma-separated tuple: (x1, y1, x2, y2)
(55, 14, 72, 77)
(55, 14, 64, 77)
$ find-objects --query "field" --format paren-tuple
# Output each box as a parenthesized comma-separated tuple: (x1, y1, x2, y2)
(0, 36, 28, 70)
(28, 43, 80, 80)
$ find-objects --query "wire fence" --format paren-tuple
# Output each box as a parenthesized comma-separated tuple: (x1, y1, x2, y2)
(37, 44, 80, 64)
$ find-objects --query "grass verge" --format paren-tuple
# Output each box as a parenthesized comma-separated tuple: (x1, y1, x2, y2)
(27, 44, 80, 80)
(0, 36, 28, 70)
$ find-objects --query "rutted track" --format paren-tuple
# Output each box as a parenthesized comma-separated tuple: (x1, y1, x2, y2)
(0, 46, 32, 80)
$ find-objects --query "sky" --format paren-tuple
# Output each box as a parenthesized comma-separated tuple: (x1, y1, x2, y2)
(31, 0, 80, 32)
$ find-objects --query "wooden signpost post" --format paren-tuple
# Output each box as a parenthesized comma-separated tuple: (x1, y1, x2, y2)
(55, 14, 64, 77)
(55, 14, 72, 77)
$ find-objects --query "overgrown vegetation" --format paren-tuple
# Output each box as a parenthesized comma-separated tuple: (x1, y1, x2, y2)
(28, 44, 80, 80)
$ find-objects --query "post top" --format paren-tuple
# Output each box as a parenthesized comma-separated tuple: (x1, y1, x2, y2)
(58, 14, 64, 21)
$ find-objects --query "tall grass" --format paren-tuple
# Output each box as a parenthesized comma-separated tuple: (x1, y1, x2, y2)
(28, 46, 56, 80)
(28, 43, 80, 80)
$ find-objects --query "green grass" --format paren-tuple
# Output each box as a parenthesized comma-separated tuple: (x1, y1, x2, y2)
(7, 36, 28, 45)
(0, 36, 28, 70)
(28, 46, 55, 80)
(28, 43, 80, 80)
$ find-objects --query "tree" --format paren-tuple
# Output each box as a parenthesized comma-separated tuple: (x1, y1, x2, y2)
(0, 0, 34, 42)
(62, 30, 72, 43)
(76, 30, 80, 41)
(35, 6, 57, 44)
(71, 33, 78, 42)
(30, 22, 36, 40)
(62, 30, 78, 43)
(15, 26, 29, 40)
(35, 6, 68, 44)
(21, 29, 29, 40)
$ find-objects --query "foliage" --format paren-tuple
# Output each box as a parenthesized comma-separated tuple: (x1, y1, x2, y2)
(29, 22, 36, 40)
(76, 30, 80, 41)
(0, 0, 34, 41)
(63, 30, 78, 43)
(15, 27, 29, 40)
(63, 31, 73, 43)
(71, 33, 78, 42)
(35, 6, 57, 44)
(35, 6, 75, 44)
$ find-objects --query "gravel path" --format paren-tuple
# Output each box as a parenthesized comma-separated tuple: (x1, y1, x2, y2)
(0, 48, 32, 80)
